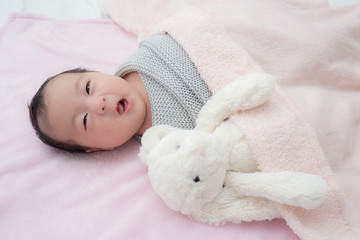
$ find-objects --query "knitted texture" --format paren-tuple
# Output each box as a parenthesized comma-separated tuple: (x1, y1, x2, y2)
(115, 34, 211, 129)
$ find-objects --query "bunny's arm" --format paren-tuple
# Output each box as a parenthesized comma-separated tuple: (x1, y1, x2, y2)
(195, 187, 280, 225)
(214, 121, 258, 172)
(225, 171, 328, 210)
(195, 72, 275, 133)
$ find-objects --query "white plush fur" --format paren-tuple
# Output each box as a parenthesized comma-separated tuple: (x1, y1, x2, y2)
(139, 72, 328, 224)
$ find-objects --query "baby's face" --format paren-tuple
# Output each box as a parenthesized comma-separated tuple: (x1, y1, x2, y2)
(40, 71, 149, 151)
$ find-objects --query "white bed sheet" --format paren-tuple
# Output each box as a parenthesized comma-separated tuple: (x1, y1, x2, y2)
(0, 0, 358, 28)
(0, 0, 107, 27)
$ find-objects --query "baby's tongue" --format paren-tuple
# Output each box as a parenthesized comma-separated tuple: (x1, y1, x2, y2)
(117, 100, 125, 115)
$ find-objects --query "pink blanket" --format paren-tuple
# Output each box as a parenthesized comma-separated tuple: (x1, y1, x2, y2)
(105, 0, 360, 239)
(0, 13, 301, 240)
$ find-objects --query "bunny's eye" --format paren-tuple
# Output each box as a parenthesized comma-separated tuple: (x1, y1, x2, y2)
(193, 176, 200, 183)
(175, 144, 181, 150)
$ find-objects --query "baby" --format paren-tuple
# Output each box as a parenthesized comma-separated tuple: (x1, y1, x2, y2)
(29, 34, 212, 152)
(29, 68, 152, 152)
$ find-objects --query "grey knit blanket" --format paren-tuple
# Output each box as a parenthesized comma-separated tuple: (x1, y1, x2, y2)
(115, 34, 211, 130)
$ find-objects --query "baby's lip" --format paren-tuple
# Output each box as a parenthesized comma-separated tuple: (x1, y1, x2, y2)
(117, 98, 131, 115)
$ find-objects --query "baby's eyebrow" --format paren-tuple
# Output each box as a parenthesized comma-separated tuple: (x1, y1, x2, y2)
(73, 73, 88, 94)
(71, 114, 76, 133)
(71, 74, 85, 132)
(75, 75, 82, 93)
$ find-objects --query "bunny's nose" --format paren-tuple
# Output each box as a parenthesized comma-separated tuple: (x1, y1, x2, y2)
(195, 146, 205, 157)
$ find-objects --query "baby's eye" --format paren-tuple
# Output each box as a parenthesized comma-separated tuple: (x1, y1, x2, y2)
(85, 81, 91, 95)
(83, 113, 88, 130)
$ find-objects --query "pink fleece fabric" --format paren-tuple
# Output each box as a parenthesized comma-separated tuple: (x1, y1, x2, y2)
(104, 0, 360, 239)
(0, 13, 300, 240)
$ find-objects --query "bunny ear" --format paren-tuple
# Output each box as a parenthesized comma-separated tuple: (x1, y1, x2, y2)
(196, 72, 275, 133)
(138, 125, 178, 165)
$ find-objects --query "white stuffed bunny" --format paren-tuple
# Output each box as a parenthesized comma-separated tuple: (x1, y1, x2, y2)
(139, 72, 328, 225)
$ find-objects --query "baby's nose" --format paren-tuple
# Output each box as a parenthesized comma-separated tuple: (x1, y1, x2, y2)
(95, 96, 106, 114)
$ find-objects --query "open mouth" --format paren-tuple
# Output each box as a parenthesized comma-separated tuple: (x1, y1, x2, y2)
(117, 99, 128, 115)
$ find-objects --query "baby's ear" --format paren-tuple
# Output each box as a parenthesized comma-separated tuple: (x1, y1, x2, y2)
(138, 125, 178, 165)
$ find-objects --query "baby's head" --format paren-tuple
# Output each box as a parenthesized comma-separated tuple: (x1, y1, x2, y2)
(29, 68, 150, 152)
